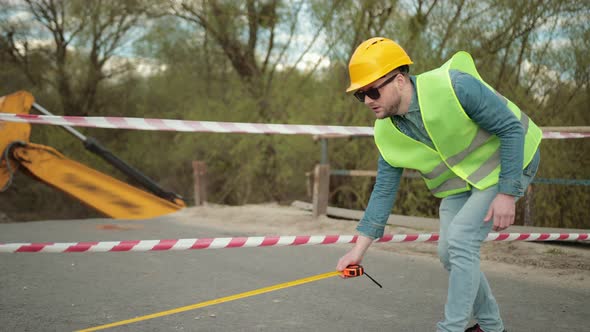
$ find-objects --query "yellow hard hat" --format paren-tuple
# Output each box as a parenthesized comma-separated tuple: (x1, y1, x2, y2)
(346, 37, 413, 92)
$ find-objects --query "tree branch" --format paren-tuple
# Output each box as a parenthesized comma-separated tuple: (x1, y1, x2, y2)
(283, 0, 343, 82)
(261, 0, 279, 75)
(267, 0, 303, 83)
(436, 0, 464, 60)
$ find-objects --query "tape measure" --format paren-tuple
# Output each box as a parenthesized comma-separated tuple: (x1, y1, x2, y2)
(79, 265, 382, 331)
(342, 264, 364, 277)
(342, 265, 382, 288)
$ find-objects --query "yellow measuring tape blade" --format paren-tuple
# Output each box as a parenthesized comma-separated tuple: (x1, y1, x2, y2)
(77, 270, 341, 332)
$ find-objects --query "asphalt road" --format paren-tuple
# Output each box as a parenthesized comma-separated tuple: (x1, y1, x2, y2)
(0, 217, 588, 332)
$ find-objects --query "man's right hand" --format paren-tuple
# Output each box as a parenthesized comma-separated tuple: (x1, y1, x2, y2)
(336, 235, 374, 271)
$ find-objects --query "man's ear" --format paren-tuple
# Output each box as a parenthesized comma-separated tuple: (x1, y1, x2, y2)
(394, 73, 406, 88)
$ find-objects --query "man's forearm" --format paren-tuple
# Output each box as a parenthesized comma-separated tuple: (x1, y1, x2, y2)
(352, 235, 374, 257)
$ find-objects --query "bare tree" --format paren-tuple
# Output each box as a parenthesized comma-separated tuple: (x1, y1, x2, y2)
(152, 0, 346, 119)
(0, 0, 144, 116)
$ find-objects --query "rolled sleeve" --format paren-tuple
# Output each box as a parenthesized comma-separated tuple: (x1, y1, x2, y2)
(356, 155, 403, 239)
(497, 178, 525, 197)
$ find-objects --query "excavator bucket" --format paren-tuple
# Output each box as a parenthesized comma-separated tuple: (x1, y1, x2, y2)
(10, 143, 183, 219)
(0, 91, 33, 189)
(1, 90, 184, 219)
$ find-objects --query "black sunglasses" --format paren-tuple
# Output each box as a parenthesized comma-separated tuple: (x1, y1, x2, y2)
(353, 73, 399, 102)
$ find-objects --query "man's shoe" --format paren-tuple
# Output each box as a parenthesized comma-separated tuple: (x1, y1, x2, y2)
(465, 324, 484, 332)
(465, 324, 507, 332)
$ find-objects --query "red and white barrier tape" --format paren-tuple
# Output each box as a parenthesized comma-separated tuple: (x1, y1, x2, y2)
(1, 113, 589, 139)
(0, 114, 373, 136)
(1, 233, 587, 253)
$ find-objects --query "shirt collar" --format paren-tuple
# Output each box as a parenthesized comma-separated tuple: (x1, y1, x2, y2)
(407, 75, 420, 114)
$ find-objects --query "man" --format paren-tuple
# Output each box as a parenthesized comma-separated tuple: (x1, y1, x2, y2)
(336, 37, 542, 332)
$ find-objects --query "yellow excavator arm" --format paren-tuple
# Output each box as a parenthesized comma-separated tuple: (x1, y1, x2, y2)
(1, 91, 185, 219)
(8, 142, 183, 219)
(0, 91, 32, 189)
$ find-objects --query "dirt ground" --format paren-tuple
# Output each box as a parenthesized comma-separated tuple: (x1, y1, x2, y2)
(165, 203, 590, 290)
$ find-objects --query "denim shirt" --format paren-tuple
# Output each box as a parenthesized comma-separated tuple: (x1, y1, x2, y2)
(357, 70, 533, 239)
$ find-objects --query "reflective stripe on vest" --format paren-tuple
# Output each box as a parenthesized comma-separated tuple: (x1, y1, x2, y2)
(423, 114, 529, 182)
(374, 118, 469, 198)
(432, 177, 469, 196)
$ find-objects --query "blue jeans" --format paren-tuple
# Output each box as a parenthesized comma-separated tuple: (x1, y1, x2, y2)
(436, 150, 540, 332)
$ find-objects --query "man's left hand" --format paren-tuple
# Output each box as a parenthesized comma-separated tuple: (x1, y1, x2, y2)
(484, 193, 516, 231)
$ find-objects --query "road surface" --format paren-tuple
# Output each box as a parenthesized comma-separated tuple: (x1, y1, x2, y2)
(0, 213, 588, 331)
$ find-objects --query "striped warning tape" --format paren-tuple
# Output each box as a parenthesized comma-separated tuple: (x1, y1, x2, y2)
(0, 113, 373, 136)
(1, 113, 589, 139)
(1, 233, 588, 253)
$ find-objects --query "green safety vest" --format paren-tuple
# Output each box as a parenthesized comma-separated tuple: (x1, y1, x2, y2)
(374, 51, 542, 198)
